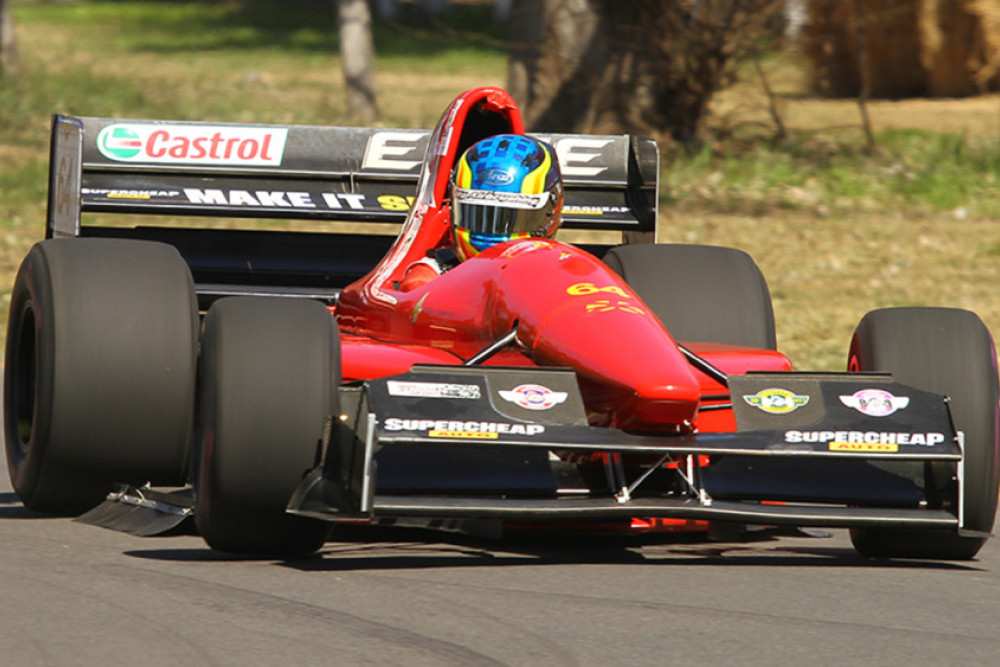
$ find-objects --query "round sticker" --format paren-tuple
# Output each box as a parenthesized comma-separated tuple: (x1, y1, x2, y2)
(839, 389, 910, 417)
(498, 384, 569, 411)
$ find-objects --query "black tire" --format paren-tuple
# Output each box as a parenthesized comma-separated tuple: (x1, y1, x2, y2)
(194, 297, 338, 557)
(4, 238, 198, 514)
(603, 243, 776, 349)
(848, 307, 999, 560)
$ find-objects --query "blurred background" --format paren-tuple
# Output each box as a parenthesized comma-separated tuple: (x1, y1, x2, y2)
(2, 0, 1000, 369)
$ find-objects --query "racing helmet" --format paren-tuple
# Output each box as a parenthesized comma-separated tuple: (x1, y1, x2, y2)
(450, 134, 563, 261)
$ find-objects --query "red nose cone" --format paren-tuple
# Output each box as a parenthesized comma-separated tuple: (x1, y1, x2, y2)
(478, 241, 702, 431)
(529, 300, 701, 431)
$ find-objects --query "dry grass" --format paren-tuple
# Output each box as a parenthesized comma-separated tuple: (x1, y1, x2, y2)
(663, 206, 1000, 370)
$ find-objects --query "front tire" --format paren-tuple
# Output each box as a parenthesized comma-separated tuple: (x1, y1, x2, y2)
(603, 243, 776, 349)
(194, 297, 338, 557)
(4, 239, 198, 514)
(848, 307, 999, 560)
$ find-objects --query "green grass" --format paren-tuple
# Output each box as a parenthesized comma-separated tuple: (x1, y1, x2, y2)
(665, 128, 1000, 217)
(15, 0, 506, 58)
(3, 0, 505, 125)
(0, 156, 46, 220)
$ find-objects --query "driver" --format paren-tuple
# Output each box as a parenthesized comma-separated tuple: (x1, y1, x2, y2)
(398, 134, 564, 290)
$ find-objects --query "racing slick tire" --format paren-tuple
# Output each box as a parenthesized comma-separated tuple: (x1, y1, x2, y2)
(194, 297, 337, 557)
(603, 243, 777, 349)
(4, 238, 198, 514)
(848, 307, 999, 560)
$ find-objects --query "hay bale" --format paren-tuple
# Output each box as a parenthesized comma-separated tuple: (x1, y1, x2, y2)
(968, 0, 1000, 92)
(805, 0, 1000, 98)
(802, 0, 861, 97)
(924, 0, 983, 96)
(804, 0, 926, 98)
(861, 0, 926, 98)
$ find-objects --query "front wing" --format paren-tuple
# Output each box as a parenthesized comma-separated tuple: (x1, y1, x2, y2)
(288, 366, 978, 536)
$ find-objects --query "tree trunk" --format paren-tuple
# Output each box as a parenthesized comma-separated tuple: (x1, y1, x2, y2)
(507, 0, 604, 132)
(0, 0, 19, 77)
(507, 0, 783, 142)
(493, 0, 513, 21)
(338, 0, 377, 120)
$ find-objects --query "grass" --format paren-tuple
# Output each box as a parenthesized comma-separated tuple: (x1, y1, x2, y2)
(3, 0, 1000, 370)
(664, 129, 1000, 217)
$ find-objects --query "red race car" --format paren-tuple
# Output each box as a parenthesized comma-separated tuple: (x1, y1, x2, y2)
(5, 87, 998, 560)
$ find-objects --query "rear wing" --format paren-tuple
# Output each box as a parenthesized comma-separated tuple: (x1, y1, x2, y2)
(46, 115, 659, 303)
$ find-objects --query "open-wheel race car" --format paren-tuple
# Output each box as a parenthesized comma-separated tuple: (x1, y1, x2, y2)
(5, 87, 998, 560)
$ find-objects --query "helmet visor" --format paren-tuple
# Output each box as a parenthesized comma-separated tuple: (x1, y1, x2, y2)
(452, 187, 553, 238)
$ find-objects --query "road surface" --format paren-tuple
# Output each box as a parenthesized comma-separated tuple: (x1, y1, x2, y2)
(2, 454, 998, 665)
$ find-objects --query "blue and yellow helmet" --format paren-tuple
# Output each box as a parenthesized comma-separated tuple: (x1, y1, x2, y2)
(450, 134, 563, 261)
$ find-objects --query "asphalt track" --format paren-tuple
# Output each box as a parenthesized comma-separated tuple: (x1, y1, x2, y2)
(2, 449, 999, 666)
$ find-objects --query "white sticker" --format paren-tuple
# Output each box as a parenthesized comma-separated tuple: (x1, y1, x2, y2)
(386, 381, 481, 400)
(839, 389, 910, 417)
(97, 124, 287, 166)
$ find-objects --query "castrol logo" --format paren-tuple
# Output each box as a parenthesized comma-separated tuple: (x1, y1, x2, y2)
(97, 123, 288, 166)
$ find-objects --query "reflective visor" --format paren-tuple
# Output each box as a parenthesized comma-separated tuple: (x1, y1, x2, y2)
(452, 187, 552, 237)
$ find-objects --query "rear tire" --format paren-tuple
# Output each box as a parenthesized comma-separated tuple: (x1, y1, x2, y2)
(4, 239, 198, 514)
(194, 297, 338, 557)
(848, 307, 999, 560)
(603, 243, 776, 349)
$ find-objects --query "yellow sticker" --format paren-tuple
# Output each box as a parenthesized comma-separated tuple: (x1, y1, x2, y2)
(567, 282, 631, 298)
(829, 441, 899, 452)
(584, 299, 645, 315)
(429, 430, 499, 440)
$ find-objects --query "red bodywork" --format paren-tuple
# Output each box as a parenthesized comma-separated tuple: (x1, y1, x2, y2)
(334, 87, 791, 439)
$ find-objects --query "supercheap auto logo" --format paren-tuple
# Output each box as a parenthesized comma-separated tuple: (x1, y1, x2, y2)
(383, 418, 545, 437)
(96, 124, 288, 166)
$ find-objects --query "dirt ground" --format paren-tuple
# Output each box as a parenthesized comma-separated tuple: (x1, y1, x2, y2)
(714, 56, 1000, 138)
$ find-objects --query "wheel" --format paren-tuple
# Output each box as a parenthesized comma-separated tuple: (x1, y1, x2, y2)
(848, 307, 999, 560)
(194, 297, 338, 557)
(603, 243, 776, 349)
(4, 238, 198, 514)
